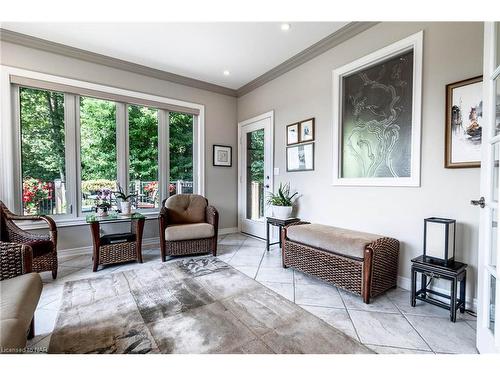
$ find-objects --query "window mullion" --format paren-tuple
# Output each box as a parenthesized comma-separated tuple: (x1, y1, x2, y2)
(158, 110, 169, 205)
(64, 93, 77, 217)
(116, 102, 128, 194)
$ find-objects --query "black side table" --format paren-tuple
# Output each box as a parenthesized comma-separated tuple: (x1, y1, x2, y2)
(266, 217, 300, 251)
(411, 255, 467, 322)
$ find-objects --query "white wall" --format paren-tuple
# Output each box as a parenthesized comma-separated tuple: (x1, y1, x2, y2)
(237, 22, 483, 301)
(0, 40, 239, 250)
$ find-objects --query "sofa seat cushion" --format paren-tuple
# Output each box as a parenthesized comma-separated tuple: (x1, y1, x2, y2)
(165, 223, 214, 242)
(0, 273, 42, 322)
(286, 223, 382, 260)
(165, 194, 207, 224)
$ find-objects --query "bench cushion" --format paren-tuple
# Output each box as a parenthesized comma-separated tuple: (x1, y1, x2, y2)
(165, 223, 214, 241)
(0, 273, 42, 349)
(286, 223, 382, 260)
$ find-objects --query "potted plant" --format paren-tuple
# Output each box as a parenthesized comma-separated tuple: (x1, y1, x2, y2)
(266, 182, 298, 219)
(94, 188, 112, 217)
(113, 184, 136, 215)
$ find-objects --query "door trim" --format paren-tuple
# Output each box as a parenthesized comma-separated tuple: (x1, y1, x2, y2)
(237, 111, 274, 235)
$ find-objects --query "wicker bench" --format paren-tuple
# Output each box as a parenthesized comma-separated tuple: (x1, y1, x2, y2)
(282, 222, 399, 304)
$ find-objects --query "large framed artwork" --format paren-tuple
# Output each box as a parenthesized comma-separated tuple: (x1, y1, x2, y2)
(332, 31, 423, 186)
(445, 76, 483, 168)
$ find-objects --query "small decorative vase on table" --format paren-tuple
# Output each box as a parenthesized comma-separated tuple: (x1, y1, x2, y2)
(267, 182, 298, 219)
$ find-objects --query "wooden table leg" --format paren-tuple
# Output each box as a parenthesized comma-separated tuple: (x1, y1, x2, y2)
(90, 221, 100, 272)
(410, 267, 417, 307)
(135, 218, 145, 263)
(459, 272, 466, 313)
(450, 277, 458, 322)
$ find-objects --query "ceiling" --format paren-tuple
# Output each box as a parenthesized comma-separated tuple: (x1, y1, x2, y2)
(1, 22, 348, 89)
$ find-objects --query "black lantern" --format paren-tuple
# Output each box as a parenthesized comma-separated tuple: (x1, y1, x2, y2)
(423, 217, 456, 266)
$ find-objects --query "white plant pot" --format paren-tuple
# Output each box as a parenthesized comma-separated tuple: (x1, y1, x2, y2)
(120, 201, 132, 215)
(272, 205, 293, 219)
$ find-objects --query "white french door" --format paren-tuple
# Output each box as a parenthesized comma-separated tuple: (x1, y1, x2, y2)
(476, 22, 500, 353)
(238, 111, 274, 238)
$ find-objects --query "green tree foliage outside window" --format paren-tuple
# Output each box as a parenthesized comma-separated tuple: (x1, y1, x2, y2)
(169, 112, 193, 182)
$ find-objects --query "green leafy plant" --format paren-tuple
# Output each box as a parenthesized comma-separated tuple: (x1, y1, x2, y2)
(113, 183, 136, 202)
(266, 182, 298, 207)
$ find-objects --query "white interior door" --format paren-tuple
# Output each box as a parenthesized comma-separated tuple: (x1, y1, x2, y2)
(476, 22, 500, 354)
(238, 111, 273, 238)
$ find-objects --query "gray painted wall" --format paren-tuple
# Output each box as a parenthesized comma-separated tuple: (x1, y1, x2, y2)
(237, 22, 483, 299)
(0, 40, 238, 249)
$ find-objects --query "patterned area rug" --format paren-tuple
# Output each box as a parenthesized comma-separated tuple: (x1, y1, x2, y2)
(48, 258, 372, 354)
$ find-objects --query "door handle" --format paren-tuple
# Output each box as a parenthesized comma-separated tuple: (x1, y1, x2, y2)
(470, 197, 485, 208)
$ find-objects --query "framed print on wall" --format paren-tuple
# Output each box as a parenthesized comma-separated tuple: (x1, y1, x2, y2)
(332, 31, 423, 187)
(286, 123, 299, 145)
(445, 76, 483, 168)
(287, 143, 314, 172)
(299, 118, 315, 142)
(213, 145, 232, 167)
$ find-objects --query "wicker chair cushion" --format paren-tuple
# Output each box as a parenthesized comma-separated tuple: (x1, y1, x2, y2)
(0, 273, 42, 322)
(25, 240, 54, 257)
(286, 223, 382, 260)
(165, 223, 214, 241)
(165, 194, 208, 224)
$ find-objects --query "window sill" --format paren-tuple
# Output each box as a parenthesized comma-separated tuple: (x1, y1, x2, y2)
(16, 212, 160, 231)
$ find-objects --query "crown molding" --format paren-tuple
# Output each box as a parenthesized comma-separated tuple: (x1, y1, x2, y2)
(1, 23, 378, 99)
(0, 28, 238, 97)
(236, 21, 379, 97)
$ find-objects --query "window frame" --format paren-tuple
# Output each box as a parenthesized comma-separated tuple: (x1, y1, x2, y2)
(1, 65, 205, 228)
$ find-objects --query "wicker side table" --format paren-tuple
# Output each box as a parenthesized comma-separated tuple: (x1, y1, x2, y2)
(87, 213, 145, 272)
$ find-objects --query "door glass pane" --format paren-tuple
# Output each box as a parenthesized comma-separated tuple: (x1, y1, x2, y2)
(169, 112, 194, 196)
(491, 208, 498, 268)
(490, 275, 496, 333)
(20, 87, 68, 215)
(128, 105, 159, 210)
(246, 128, 265, 220)
(495, 76, 500, 135)
(80, 97, 117, 213)
(494, 144, 499, 202)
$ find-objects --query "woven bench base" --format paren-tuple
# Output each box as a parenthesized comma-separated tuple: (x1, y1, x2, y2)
(163, 237, 216, 259)
(283, 236, 399, 303)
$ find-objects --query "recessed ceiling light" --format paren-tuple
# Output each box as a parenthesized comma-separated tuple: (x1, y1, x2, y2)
(223, 70, 230, 76)
(281, 23, 291, 31)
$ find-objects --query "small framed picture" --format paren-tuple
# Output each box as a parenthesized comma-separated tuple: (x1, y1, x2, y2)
(445, 76, 483, 168)
(287, 143, 314, 172)
(286, 123, 299, 145)
(299, 118, 315, 142)
(213, 145, 232, 167)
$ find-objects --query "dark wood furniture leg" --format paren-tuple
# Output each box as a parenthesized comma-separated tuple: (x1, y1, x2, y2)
(410, 266, 417, 307)
(451, 277, 458, 322)
(266, 220, 270, 251)
(278, 224, 283, 248)
(135, 218, 145, 263)
(362, 247, 374, 304)
(91, 221, 100, 272)
(421, 273, 427, 298)
(460, 272, 466, 313)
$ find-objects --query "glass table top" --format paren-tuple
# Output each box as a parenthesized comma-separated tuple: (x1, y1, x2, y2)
(85, 212, 145, 223)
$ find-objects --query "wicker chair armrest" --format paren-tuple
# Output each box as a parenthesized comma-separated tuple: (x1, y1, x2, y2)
(158, 200, 169, 231)
(206, 205, 218, 225)
(366, 237, 400, 255)
(0, 242, 33, 280)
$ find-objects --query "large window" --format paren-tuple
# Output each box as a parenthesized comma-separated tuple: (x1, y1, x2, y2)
(19, 87, 68, 215)
(80, 97, 117, 212)
(169, 112, 194, 196)
(128, 105, 159, 209)
(13, 77, 201, 220)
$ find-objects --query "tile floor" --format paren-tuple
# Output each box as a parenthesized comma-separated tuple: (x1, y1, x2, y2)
(27, 233, 478, 354)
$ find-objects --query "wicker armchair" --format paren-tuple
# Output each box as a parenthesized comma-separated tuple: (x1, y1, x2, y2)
(159, 194, 219, 261)
(0, 201, 58, 279)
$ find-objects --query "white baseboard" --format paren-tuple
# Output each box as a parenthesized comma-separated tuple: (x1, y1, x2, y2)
(397, 275, 477, 312)
(219, 227, 239, 235)
(58, 237, 160, 259)
(58, 228, 239, 259)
